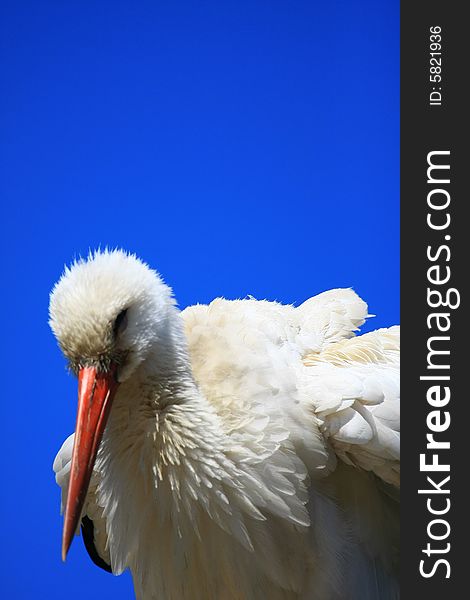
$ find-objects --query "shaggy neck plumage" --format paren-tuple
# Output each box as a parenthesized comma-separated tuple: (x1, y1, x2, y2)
(106, 302, 225, 469)
(95, 305, 233, 574)
(91, 301, 313, 599)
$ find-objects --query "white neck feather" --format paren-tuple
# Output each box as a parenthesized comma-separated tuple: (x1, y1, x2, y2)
(94, 305, 313, 599)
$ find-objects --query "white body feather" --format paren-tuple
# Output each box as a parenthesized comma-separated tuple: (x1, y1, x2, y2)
(52, 252, 399, 600)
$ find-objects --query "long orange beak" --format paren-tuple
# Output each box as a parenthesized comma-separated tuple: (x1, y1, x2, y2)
(62, 364, 119, 561)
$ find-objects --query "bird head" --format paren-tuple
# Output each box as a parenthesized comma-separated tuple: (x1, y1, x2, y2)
(49, 249, 175, 560)
(50, 249, 175, 382)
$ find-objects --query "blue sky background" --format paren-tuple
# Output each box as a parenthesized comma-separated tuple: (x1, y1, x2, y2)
(0, 1, 398, 597)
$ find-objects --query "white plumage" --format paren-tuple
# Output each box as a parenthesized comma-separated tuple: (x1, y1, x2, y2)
(51, 250, 399, 600)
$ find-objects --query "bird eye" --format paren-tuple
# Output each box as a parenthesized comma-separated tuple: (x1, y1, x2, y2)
(113, 308, 128, 337)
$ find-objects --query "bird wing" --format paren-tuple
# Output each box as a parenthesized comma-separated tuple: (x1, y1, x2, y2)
(53, 434, 112, 572)
(302, 325, 400, 487)
(183, 289, 399, 488)
(296, 293, 400, 597)
(295, 287, 370, 350)
(183, 290, 399, 597)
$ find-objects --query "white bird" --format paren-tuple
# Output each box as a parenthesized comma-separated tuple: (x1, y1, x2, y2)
(51, 249, 399, 600)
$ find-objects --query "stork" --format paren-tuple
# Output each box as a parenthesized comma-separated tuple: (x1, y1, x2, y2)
(51, 249, 399, 600)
